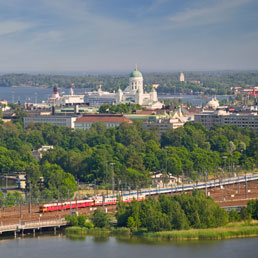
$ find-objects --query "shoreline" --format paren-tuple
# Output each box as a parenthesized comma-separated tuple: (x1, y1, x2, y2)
(65, 221, 258, 241)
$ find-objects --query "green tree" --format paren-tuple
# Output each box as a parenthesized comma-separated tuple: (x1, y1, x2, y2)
(92, 208, 110, 228)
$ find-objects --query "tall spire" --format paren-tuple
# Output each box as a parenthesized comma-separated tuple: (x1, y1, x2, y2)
(135, 64, 138, 71)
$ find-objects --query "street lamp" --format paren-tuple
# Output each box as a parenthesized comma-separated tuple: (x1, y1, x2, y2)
(105, 161, 109, 195)
(245, 170, 248, 198)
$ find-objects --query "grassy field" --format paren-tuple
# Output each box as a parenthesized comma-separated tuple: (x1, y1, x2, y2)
(142, 221, 258, 240)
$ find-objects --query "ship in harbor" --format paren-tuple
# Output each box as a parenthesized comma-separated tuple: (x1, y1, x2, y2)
(47, 84, 84, 106)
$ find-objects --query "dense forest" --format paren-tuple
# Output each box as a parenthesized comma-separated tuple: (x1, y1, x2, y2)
(0, 113, 258, 203)
(1, 71, 258, 95)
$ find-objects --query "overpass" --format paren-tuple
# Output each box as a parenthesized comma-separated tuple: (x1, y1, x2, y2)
(0, 218, 67, 237)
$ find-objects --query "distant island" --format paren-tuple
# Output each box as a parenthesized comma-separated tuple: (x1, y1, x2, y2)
(1, 71, 258, 95)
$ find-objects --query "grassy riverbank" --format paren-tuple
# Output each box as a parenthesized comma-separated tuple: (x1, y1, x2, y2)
(142, 221, 258, 240)
(65, 226, 130, 235)
(65, 221, 258, 240)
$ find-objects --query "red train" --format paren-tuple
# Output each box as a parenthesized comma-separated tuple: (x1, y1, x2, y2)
(39, 194, 145, 212)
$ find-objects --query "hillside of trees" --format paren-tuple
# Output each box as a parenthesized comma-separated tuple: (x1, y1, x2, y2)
(1, 71, 258, 95)
(0, 112, 258, 203)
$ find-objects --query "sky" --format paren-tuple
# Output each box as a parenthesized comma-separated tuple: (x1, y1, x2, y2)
(0, 0, 258, 73)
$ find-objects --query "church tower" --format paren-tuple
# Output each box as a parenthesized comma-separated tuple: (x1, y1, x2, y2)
(129, 65, 143, 94)
(179, 72, 185, 82)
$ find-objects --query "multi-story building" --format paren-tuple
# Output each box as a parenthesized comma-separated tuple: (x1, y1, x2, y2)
(74, 114, 133, 130)
(195, 110, 258, 132)
(126, 108, 193, 135)
(24, 114, 78, 128)
(143, 118, 185, 135)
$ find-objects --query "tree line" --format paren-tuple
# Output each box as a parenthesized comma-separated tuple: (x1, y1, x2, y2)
(116, 191, 229, 232)
(1, 71, 258, 95)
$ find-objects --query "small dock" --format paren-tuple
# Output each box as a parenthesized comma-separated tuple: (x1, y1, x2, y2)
(0, 219, 67, 237)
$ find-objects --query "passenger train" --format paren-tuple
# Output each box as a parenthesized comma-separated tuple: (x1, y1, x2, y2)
(39, 193, 145, 212)
(40, 174, 258, 212)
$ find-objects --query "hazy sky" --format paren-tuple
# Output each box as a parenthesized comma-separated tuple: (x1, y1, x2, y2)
(0, 0, 258, 73)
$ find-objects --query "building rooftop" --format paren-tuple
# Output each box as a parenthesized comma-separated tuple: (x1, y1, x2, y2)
(75, 114, 133, 124)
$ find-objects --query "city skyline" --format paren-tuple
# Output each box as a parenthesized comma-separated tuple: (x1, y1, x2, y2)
(0, 0, 258, 73)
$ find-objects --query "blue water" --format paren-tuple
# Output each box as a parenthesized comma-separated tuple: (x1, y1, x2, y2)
(0, 87, 87, 104)
(0, 234, 257, 258)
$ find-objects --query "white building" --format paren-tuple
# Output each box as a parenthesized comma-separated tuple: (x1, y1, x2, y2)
(116, 66, 163, 109)
(151, 172, 179, 187)
(84, 85, 117, 106)
(195, 110, 258, 132)
(24, 115, 78, 128)
(32, 145, 54, 161)
(179, 72, 185, 82)
(206, 97, 220, 110)
(84, 66, 163, 109)
(48, 85, 84, 106)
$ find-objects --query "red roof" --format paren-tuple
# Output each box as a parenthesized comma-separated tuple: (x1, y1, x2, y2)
(75, 114, 133, 124)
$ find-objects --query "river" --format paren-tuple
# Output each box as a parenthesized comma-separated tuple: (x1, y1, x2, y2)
(0, 86, 229, 106)
(0, 233, 257, 258)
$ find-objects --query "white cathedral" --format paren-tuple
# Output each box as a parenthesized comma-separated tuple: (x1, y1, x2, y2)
(116, 66, 163, 109)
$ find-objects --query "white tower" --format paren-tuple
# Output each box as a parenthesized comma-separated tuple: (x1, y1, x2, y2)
(116, 87, 123, 103)
(150, 86, 158, 102)
(179, 72, 185, 82)
(129, 65, 143, 94)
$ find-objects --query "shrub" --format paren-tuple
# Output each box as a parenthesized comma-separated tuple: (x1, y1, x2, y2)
(84, 222, 94, 229)
(65, 215, 78, 226)
(78, 215, 86, 227)
(228, 210, 241, 222)
(91, 208, 110, 228)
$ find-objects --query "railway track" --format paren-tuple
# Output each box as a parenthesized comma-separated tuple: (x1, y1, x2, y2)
(1, 179, 258, 226)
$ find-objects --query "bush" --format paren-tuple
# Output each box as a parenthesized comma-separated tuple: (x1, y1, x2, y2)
(65, 215, 78, 226)
(228, 210, 241, 222)
(91, 208, 110, 228)
(247, 200, 258, 220)
(127, 216, 136, 231)
(240, 207, 252, 222)
(78, 215, 86, 227)
(84, 222, 94, 229)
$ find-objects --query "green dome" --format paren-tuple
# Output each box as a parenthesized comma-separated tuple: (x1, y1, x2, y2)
(130, 69, 142, 78)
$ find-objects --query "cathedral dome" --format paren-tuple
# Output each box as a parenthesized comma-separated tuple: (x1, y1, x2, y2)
(206, 97, 219, 109)
(130, 68, 142, 78)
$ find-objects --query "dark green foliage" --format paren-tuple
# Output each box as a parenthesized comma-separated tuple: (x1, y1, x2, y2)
(99, 103, 145, 114)
(92, 208, 111, 228)
(2, 191, 23, 207)
(116, 192, 229, 232)
(240, 207, 252, 221)
(228, 210, 241, 222)
(246, 200, 258, 220)
(65, 215, 79, 226)
(78, 215, 86, 227)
